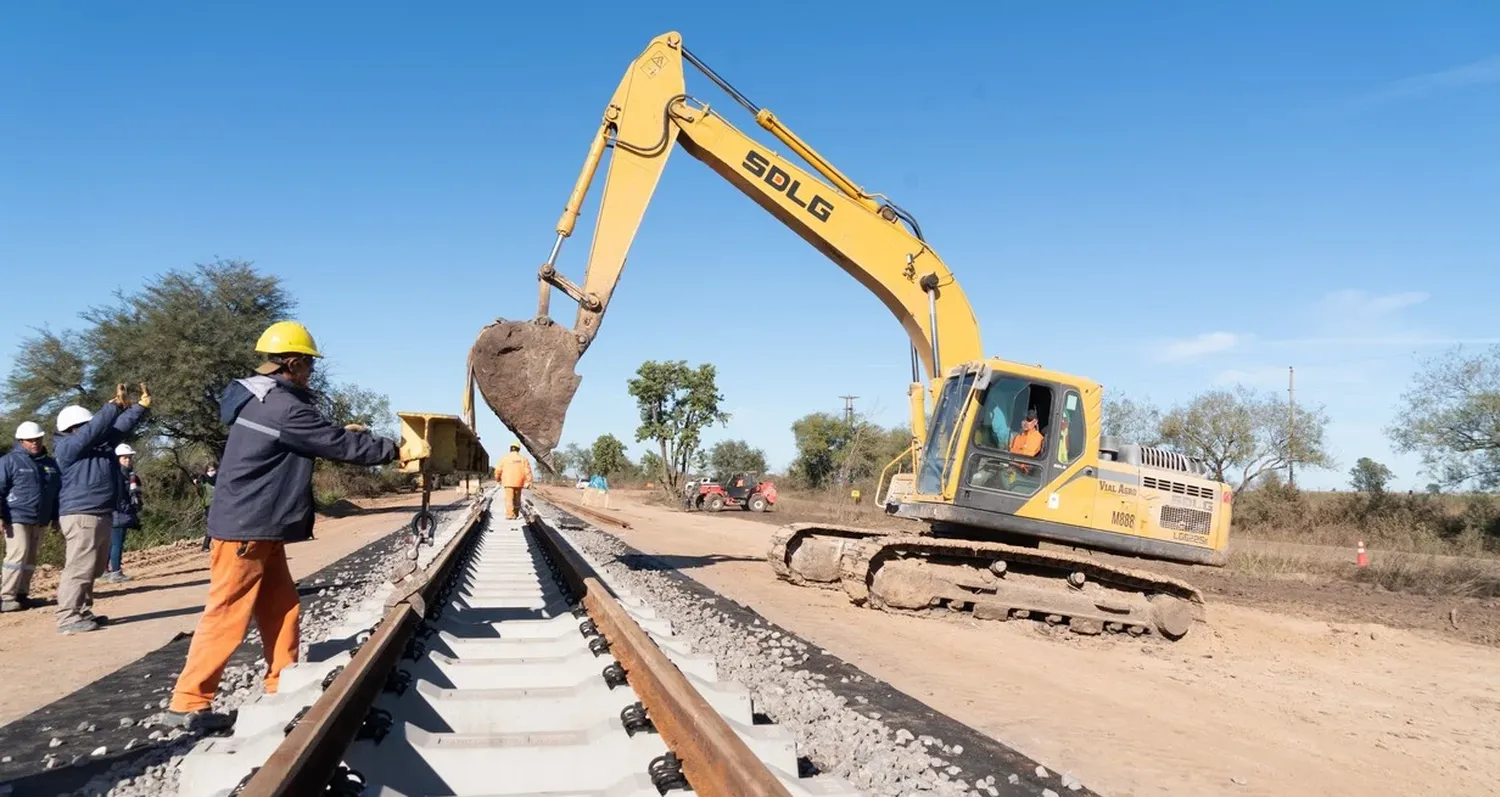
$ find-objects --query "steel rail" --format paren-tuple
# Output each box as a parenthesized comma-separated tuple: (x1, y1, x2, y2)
(234, 496, 491, 797)
(537, 486, 633, 529)
(526, 506, 792, 797)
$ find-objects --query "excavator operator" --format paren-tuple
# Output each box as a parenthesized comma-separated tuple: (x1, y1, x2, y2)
(1009, 409, 1044, 458)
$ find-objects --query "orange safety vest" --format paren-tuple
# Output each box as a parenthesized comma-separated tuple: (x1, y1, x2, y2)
(496, 452, 533, 488)
(1009, 428, 1043, 458)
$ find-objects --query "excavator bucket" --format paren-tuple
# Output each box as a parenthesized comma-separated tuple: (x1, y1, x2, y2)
(467, 318, 582, 473)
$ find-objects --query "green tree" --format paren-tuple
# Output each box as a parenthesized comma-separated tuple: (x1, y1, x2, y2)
(550, 446, 574, 480)
(790, 412, 847, 488)
(843, 423, 914, 484)
(559, 442, 592, 480)
(625, 360, 729, 491)
(1, 259, 296, 468)
(590, 433, 629, 478)
(1349, 457, 1394, 494)
(789, 410, 913, 489)
(709, 439, 768, 478)
(1102, 393, 1164, 446)
(0, 259, 403, 538)
(1159, 385, 1332, 489)
(1388, 345, 1500, 489)
(640, 450, 666, 484)
(317, 382, 396, 438)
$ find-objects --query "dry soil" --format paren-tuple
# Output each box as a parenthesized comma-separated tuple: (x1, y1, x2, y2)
(0, 488, 465, 726)
(541, 486, 1500, 797)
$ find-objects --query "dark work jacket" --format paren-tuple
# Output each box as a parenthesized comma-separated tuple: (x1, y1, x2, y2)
(55, 402, 150, 516)
(0, 443, 62, 526)
(114, 466, 143, 529)
(208, 375, 397, 542)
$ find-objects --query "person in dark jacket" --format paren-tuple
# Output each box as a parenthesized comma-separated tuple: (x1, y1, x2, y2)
(102, 443, 144, 583)
(1, 421, 61, 612)
(53, 384, 151, 634)
(166, 321, 403, 732)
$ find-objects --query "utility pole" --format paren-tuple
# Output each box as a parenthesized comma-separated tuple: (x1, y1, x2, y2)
(840, 395, 858, 425)
(1288, 366, 1296, 489)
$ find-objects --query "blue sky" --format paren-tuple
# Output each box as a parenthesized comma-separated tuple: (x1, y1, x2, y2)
(2, 3, 1496, 490)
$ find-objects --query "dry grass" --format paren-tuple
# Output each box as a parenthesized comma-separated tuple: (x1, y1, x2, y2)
(1228, 546, 1500, 598)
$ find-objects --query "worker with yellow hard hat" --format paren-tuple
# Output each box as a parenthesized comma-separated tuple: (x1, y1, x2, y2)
(166, 321, 402, 732)
(495, 442, 533, 519)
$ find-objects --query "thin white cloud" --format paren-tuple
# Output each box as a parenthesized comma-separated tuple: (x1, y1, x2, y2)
(1361, 54, 1500, 107)
(1316, 289, 1429, 318)
(1154, 331, 1244, 362)
(1261, 335, 1500, 349)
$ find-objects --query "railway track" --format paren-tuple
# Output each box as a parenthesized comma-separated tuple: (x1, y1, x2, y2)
(172, 487, 859, 796)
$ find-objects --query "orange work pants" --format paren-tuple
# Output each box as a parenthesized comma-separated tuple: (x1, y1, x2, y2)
(169, 540, 300, 713)
(503, 486, 522, 519)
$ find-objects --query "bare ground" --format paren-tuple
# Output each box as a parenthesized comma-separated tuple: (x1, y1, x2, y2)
(0, 488, 466, 726)
(627, 488, 1500, 648)
(542, 487, 1500, 797)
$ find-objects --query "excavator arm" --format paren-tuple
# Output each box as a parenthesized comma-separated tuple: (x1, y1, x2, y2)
(469, 31, 984, 468)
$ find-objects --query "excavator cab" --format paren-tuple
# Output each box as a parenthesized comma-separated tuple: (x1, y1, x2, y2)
(908, 361, 1097, 517)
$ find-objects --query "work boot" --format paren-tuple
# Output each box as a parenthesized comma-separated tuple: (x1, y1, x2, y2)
(58, 618, 100, 634)
(160, 709, 236, 733)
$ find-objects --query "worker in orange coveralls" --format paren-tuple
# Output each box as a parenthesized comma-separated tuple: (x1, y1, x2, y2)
(495, 443, 533, 519)
(162, 321, 404, 732)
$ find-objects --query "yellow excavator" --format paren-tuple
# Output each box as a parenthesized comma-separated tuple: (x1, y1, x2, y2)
(470, 31, 1233, 640)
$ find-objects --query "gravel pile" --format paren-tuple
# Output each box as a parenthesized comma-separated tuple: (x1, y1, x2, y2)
(537, 505, 1025, 797)
(62, 507, 468, 797)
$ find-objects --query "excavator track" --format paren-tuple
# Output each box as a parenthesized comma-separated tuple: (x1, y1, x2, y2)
(767, 522, 901, 588)
(770, 525, 1206, 640)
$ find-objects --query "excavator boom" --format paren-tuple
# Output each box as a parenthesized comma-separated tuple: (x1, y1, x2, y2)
(470, 31, 982, 467)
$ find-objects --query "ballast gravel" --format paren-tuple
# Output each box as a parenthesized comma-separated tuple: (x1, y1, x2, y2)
(539, 505, 1050, 797)
(57, 507, 463, 797)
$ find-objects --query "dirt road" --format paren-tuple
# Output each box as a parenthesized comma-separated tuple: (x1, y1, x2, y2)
(0, 489, 465, 725)
(542, 488, 1500, 797)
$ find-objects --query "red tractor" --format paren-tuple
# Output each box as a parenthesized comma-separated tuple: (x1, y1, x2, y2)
(693, 473, 777, 513)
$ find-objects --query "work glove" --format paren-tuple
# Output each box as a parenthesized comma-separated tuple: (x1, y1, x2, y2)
(112, 383, 129, 407)
(343, 423, 368, 433)
(137, 383, 152, 408)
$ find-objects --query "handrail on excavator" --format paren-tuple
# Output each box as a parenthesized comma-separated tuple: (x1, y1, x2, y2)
(875, 441, 918, 507)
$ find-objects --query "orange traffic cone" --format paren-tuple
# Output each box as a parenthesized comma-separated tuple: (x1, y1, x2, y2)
(1356, 540, 1368, 568)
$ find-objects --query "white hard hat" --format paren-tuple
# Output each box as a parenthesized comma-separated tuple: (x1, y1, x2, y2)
(15, 421, 45, 441)
(56, 405, 93, 432)
(115, 443, 137, 457)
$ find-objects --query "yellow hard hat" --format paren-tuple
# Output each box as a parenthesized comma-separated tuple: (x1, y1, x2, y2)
(255, 321, 323, 358)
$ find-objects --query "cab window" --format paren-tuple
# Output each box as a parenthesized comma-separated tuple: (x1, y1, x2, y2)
(1058, 390, 1086, 465)
(967, 377, 1054, 496)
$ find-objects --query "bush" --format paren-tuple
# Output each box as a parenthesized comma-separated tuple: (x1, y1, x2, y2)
(312, 462, 415, 509)
(1231, 483, 1500, 555)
